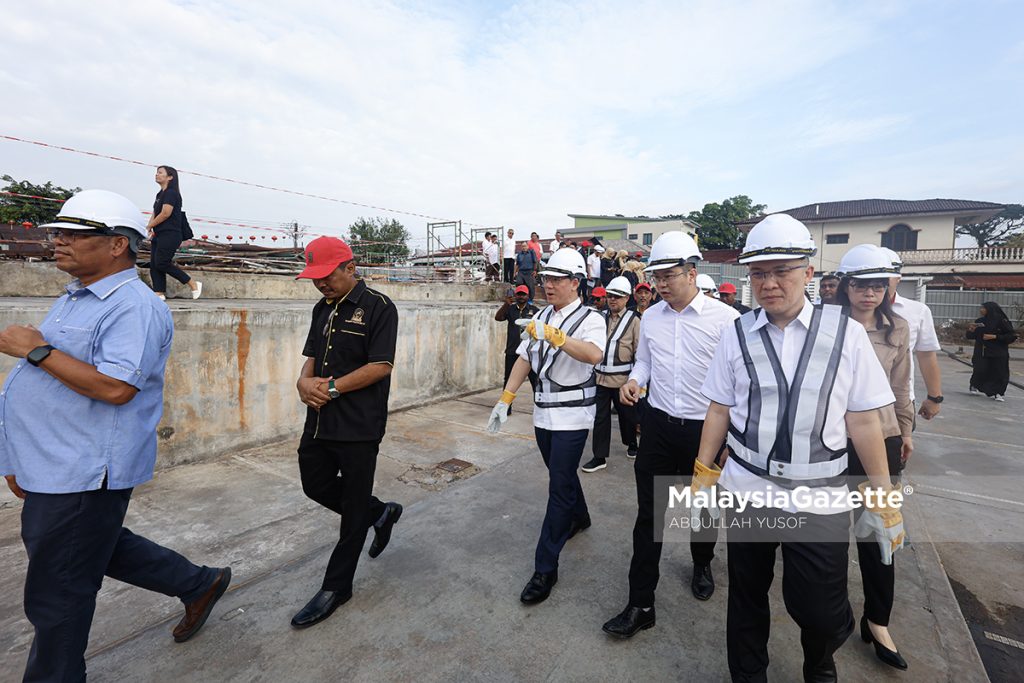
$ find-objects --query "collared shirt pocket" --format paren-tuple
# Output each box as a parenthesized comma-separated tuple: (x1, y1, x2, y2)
(53, 325, 96, 363)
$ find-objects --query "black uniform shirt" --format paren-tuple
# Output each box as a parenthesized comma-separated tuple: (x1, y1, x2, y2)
(302, 279, 398, 442)
(153, 187, 183, 235)
(504, 302, 539, 354)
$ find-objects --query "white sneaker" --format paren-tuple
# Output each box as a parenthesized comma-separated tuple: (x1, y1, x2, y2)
(995, 395, 1005, 402)
(191, 281, 203, 300)
(156, 293, 166, 301)
(969, 387, 980, 395)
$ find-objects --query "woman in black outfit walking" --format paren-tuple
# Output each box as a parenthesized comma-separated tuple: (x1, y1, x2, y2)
(967, 301, 1016, 401)
(146, 165, 201, 300)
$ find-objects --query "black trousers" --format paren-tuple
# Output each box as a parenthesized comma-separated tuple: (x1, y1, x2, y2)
(504, 353, 537, 396)
(149, 230, 191, 292)
(298, 434, 388, 593)
(21, 487, 215, 683)
(485, 263, 501, 281)
(971, 355, 1010, 396)
(534, 428, 590, 573)
(848, 434, 903, 626)
(592, 384, 637, 460)
(627, 409, 716, 607)
(503, 258, 515, 283)
(727, 509, 853, 683)
(514, 271, 536, 300)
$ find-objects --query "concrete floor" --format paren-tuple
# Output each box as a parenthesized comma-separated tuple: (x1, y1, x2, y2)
(0, 355, 1018, 682)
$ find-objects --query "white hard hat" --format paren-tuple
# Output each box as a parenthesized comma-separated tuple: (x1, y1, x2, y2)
(41, 189, 149, 249)
(879, 246, 903, 276)
(836, 244, 899, 279)
(695, 273, 717, 293)
(606, 276, 632, 297)
(738, 214, 817, 264)
(644, 231, 702, 272)
(593, 244, 606, 253)
(538, 247, 586, 278)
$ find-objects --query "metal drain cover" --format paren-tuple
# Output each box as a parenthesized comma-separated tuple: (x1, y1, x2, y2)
(437, 458, 472, 473)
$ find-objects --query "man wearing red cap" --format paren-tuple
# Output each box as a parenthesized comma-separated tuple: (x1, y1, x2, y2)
(632, 282, 654, 316)
(589, 286, 608, 312)
(291, 236, 402, 629)
(495, 285, 540, 414)
(717, 282, 750, 314)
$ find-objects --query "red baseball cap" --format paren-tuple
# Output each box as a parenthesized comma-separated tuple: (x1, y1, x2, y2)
(591, 286, 607, 297)
(514, 285, 529, 294)
(297, 236, 354, 279)
(718, 282, 737, 294)
(581, 240, 592, 247)
(635, 251, 643, 257)
(635, 282, 652, 291)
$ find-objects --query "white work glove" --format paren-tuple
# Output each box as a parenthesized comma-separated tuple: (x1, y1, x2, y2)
(689, 459, 722, 530)
(854, 482, 905, 566)
(487, 390, 516, 433)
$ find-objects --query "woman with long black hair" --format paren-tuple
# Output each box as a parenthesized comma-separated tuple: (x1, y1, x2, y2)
(146, 165, 201, 300)
(967, 301, 1016, 401)
(836, 244, 913, 671)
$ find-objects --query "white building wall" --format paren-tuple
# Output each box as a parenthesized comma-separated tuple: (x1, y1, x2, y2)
(800, 215, 956, 272)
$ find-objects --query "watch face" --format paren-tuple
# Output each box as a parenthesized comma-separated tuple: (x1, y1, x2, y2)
(27, 345, 53, 365)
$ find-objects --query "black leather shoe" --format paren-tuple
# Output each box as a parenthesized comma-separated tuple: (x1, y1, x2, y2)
(520, 571, 557, 604)
(568, 515, 592, 540)
(691, 562, 714, 600)
(861, 616, 908, 670)
(626, 444, 638, 458)
(803, 656, 837, 683)
(290, 590, 351, 629)
(368, 502, 403, 558)
(602, 605, 656, 639)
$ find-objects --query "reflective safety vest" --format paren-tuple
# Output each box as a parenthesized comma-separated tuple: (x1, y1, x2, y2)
(726, 304, 850, 488)
(596, 309, 637, 376)
(530, 303, 599, 408)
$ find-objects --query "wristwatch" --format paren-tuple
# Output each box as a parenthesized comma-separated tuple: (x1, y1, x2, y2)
(327, 379, 341, 399)
(26, 344, 55, 367)
(926, 394, 944, 404)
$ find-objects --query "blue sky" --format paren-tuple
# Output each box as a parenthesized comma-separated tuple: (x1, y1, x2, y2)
(1, 0, 1021, 248)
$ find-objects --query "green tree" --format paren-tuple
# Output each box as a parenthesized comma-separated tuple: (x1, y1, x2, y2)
(955, 204, 1024, 248)
(347, 216, 411, 263)
(0, 175, 80, 225)
(665, 195, 767, 250)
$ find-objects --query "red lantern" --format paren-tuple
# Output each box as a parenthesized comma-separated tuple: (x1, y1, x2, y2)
(226, 235, 233, 240)
(201, 234, 209, 240)
(271, 236, 278, 241)
(22, 221, 33, 229)
(249, 235, 256, 241)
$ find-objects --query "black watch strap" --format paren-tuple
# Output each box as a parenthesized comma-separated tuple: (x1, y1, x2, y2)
(26, 344, 55, 367)
(926, 394, 944, 404)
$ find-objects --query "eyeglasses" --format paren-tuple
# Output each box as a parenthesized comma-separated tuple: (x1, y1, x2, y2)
(747, 264, 807, 282)
(538, 275, 571, 285)
(849, 281, 888, 293)
(650, 271, 687, 285)
(46, 229, 117, 242)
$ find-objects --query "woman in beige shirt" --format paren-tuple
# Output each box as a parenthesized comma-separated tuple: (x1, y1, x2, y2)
(836, 244, 913, 671)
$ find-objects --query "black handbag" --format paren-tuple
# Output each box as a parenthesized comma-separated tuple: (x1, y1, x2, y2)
(180, 211, 194, 241)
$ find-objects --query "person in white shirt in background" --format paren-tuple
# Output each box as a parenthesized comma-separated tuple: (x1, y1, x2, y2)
(588, 244, 604, 287)
(549, 231, 563, 255)
(693, 214, 903, 683)
(601, 231, 739, 640)
(482, 232, 501, 281)
(880, 247, 944, 420)
(696, 273, 719, 299)
(502, 228, 517, 283)
(486, 248, 606, 606)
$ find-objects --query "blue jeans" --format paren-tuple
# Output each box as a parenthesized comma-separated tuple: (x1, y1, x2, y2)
(20, 487, 216, 683)
(533, 428, 590, 573)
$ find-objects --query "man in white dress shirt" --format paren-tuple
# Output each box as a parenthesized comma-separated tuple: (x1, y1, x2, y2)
(693, 215, 903, 682)
(502, 228, 517, 283)
(601, 231, 740, 640)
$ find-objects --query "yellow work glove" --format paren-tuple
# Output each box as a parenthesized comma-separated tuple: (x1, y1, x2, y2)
(854, 481, 905, 566)
(487, 390, 516, 433)
(689, 459, 722, 529)
(517, 319, 567, 348)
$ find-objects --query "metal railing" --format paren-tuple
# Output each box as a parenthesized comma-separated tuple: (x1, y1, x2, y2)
(898, 246, 1024, 264)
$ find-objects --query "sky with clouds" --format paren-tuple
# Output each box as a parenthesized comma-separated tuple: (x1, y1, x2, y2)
(2, 0, 1022, 248)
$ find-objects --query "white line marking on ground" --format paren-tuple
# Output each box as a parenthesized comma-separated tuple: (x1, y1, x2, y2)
(917, 431, 1024, 450)
(914, 484, 1024, 508)
(984, 631, 1024, 650)
(404, 409, 535, 441)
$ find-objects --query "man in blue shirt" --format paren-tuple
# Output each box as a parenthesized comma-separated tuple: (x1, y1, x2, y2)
(514, 241, 538, 300)
(0, 190, 229, 682)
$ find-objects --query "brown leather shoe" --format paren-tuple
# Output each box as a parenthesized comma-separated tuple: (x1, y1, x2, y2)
(173, 567, 231, 643)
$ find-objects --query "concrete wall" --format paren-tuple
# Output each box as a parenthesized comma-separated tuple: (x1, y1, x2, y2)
(0, 299, 506, 469)
(0, 261, 506, 302)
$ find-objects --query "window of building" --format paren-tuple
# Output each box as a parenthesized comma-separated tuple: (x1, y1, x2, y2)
(825, 233, 849, 244)
(881, 224, 918, 251)
(642, 233, 653, 245)
(628, 233, 638, 240)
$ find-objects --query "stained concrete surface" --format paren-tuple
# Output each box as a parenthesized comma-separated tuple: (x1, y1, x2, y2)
(0, 355, 1018, 682)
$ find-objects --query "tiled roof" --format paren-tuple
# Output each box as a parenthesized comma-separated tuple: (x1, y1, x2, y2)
(928, 274, 1024, 290)
(700, 248, 741, 264)
(738, 199, 1004, 226)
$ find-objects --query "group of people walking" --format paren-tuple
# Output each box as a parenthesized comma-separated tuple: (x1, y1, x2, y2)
(486, 215, 963, 682)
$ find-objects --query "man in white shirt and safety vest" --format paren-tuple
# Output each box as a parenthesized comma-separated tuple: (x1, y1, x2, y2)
(881, 247, 944, 421)
(693, 214, 904, 682)
(602, 232, 740, 640)
(583, 276, 641, 473)
(486, 248, 606, 605)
